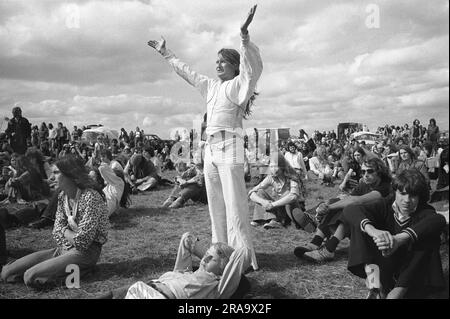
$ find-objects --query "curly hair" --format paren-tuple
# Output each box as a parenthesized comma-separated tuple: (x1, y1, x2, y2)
(362, 157, 392, 184)
(286, 141, 297, 152)
(99, 149, 113, 161)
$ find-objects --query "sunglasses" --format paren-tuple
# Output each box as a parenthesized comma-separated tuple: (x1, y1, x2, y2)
(361, 169, 375, 175)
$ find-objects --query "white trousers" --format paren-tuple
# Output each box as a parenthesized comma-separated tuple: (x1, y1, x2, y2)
(125, 281, 167, 299)
(204, 133, 258, 270)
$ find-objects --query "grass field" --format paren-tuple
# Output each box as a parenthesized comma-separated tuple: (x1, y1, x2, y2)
(1, 171, 448, 299)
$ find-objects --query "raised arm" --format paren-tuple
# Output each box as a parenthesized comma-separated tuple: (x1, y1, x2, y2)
(234, 5, 263, 106)
(147, 36, 212, 98)
(173, 232, 208, 272)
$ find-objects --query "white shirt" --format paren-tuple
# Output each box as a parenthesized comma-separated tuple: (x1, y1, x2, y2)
(284, 151, 306, 171)
(163, 32, 263, 139)
(99, 163, 124, 216)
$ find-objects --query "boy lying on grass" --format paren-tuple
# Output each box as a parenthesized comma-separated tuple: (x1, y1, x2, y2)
(97, 232, 250, 299)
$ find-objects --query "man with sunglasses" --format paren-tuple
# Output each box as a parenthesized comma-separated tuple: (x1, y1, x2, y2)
(343, 169, 446, 298)
(294, 157, 393, 262)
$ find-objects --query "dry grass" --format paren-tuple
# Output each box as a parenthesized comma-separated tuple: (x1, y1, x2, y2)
(1, 171, 448, 299)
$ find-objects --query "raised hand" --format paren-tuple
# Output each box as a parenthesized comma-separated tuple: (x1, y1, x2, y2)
(241, 4, 257, 34)
(147, 36, 167, 55)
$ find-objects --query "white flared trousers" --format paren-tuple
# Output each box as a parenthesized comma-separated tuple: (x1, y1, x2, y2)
(204, 133, 258, 270)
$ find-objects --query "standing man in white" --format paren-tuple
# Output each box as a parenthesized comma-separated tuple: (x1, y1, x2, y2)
(148, 5, 262, 270)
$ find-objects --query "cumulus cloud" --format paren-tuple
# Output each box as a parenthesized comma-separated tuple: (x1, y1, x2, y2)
(0, 0, 448, 137)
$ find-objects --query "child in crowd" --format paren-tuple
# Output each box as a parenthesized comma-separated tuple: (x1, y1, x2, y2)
(96, 232, 250, 299)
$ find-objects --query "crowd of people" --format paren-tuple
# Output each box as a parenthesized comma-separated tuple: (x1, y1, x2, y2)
(1, 103, 447, 299)
(0, 5, 449, 299)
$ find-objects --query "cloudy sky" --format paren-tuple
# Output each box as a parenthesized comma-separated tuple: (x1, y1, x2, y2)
(0, 0, 448, 138)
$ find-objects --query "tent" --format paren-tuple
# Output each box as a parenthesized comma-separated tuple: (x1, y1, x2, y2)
(81, 127, 119, 143)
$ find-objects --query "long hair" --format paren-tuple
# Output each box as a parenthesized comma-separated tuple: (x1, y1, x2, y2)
(271, 153, 299, 183)
(353, 147, 366, 158)
(363, 157, 392, 184)
(56, 155, 104, 198)
(25, 148, 46, 177)
(218, 48, 259, 119)
(398, 145, 416, 161)
(314, 145, 328, 162)
(129, 154, 150, 178)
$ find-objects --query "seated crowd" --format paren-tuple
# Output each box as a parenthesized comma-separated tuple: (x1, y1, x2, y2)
(0, 114, 448, 299)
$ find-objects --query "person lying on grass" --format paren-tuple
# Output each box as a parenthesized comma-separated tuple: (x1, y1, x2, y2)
(294, 157, 393, 262)
(97, 232, 250, 299)
(342, 169, 446, 299)
(249, 153, 316, 231)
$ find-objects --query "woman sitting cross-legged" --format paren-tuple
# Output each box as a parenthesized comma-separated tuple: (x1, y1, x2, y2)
(96, 232, 250, 299)
(249, 153, 316, 231)
(294, 157, 393, 262)
(0, 155, 109, 289)
(342, 169, 446, 299)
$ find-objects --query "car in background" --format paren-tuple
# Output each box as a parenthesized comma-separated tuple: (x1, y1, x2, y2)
(143, 134, 176, 152)
(350, 131, 383, 146)
(85, 124, 103, 130)
(337, 122, 363, 141)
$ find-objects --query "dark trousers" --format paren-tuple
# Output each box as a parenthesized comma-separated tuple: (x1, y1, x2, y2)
(41, 189, 60, 221)
(175, 184, 207, 204)
(0, 222, 6, 265)
(344, 209, 445, 296)
(0, 190, 59, 229)
(310, 198, 347, 238)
